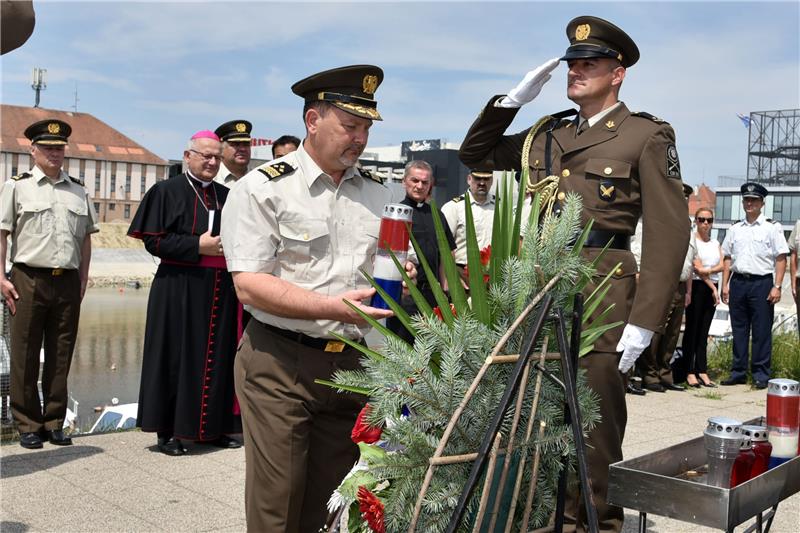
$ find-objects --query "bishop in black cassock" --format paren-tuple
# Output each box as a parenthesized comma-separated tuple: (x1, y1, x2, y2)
(129, 147, 242, 454)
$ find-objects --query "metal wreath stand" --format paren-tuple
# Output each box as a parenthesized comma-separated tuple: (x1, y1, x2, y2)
(407, 279, 599, 533)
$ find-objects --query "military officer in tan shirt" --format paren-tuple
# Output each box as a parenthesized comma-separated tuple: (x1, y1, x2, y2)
(0, 119, 99, 449)
(213, 119, 252, 188)
(460, 16, 689, 533)
(441, 170, 496, 269)
(221, 65, 414, 532)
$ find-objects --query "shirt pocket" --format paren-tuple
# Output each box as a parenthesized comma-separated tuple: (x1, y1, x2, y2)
(585, 158, 632, 181)
(66, 200, 88, 238)
(277, 218, 330, 276)
(19, 202, 54, 236)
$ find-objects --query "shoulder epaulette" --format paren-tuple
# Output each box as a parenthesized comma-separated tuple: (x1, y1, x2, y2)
(451, 195, 464, 203)
(256, 161, 295, 180)
(69, 175, 83, 186)
(11, 172, 31, 181)
(631, 111, 668, 124)
(733, 219, 742, 225)
(551, 108, 579, 120)
(359, 168, 383, 184)
(766, 218, 779, 224)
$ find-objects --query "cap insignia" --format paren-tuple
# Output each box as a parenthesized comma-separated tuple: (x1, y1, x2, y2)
(747, 184, 754, 192)
(362, 74, 378, 95)
(48, 122, 60, 134)
(575, 24, 591, 41)
(605, 120, 615, 129)
(235, 122, 246, 133)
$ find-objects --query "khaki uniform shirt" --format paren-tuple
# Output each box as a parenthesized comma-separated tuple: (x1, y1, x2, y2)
(440, 191, 495, 265)
(0, 166, 99, 269)
(221, 144, 393, 339)
(460, 98, 689, 351)
(213, 162, 242, 189)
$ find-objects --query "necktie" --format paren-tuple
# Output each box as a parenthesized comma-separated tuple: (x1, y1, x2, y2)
(577, 120, 589, 136)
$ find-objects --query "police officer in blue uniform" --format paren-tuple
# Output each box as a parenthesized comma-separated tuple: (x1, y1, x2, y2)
(720, 182, 788, 389)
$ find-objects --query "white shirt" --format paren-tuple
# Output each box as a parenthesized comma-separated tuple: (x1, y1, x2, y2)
(694, 236, 722, 282)
(788, 219, 800, 278)
(721, 214, 789, 275)
(577, 101, 623, 131)
(440, 191, 495, 264)
(220, 143, 393, 339)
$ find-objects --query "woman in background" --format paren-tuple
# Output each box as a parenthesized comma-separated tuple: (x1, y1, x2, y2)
(681, 208, 723, 387)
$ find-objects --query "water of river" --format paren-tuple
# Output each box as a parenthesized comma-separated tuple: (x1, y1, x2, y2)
(69, 287, 148, 432)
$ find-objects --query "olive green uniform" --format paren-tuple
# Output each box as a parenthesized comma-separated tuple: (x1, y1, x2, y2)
(0, 167, 99, 433)
(460, 98, 689, 532)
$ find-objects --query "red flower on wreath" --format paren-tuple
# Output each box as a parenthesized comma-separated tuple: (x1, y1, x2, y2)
(463, 244, 491, 283)
(432, 303, 457, 321)
(357, 486, 386, 533)
(351, 404, 382, 444)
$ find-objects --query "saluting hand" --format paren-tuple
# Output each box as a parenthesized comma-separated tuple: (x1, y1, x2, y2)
(498, 58, 561, 109)
(0, 278, 19, 315)
(199, 230, 223, 256)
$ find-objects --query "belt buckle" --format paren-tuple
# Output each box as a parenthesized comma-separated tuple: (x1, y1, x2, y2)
(324, 340, 345, 353)
(51, 268, 63, 276)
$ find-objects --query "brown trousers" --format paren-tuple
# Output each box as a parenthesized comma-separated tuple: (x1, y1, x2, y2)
(638, 284, 686, 385)
(9, 265, 81, 433)
(561, 248, 637, 533)
(234, 320, 365, 533)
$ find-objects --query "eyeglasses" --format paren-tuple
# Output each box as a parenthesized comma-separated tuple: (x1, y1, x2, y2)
(189, 149, 222, 162)
(696, 217, 713, 224)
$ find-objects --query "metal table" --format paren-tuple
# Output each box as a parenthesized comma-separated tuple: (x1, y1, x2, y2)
(608, 417, 800, 533)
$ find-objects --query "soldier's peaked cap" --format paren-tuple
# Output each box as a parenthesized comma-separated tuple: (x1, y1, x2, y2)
(292, 65, 383, 121)
(740, 182, 768, 199)
(561, 16, 639, 68)
(24, 119, 71, 145)
(215, 120, 252, 143)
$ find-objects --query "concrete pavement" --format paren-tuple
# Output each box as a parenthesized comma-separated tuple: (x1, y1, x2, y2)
(1, 383, 798, 532)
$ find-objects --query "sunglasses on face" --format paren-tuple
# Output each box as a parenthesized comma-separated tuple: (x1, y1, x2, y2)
(696, 217, 713, 224)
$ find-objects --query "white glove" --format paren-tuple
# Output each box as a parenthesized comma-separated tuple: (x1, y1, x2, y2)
(497, 58, 561, 108)
(616, 324, 654, 373)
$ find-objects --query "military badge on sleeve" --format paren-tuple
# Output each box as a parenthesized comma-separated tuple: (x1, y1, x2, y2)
(666, 144, 681, 179)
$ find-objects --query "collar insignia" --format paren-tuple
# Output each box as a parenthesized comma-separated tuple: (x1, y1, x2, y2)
(605, 120, 615, 129)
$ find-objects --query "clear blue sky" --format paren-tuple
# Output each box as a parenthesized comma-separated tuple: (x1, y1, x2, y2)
(2, 1, 798, 187)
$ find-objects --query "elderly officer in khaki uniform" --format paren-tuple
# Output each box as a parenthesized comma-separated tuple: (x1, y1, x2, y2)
(460, 16, 689, 532)
(213, 119, 252, 188)
(221, 65, 414, 532)
(441, 170, 495, 269)
(0, 119, 99, 449)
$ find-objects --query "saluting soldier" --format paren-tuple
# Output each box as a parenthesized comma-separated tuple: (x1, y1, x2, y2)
(0, 119, 99, 449)
(221, 65, 415, 532)
(213, 119, 253, 188)
(459, 16, 689, 532)
(720, 182, 788, 389)
(440, 169, 495, 274)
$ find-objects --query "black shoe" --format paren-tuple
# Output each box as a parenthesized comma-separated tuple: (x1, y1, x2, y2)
(19, 432, 43, 449)
(157, 437, 186, 456)
(47, 429, 73, 446)
(645, 383, 666, 393)
(699, 379, 717, 388)
(754, 381, 768, 390)
(721, 376, 747, 386)
(626, 383, 646, 396)
(661, 382, 686, 391)
(207, 435, 242, 449)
